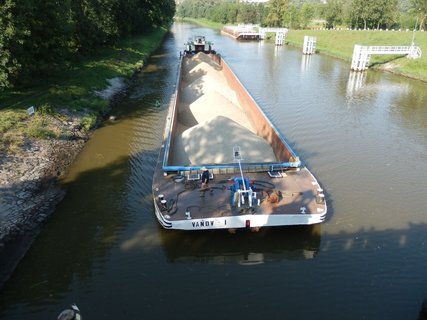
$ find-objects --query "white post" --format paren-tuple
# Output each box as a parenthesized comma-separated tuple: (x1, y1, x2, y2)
(351, 45, 369, 71)
(351, 45, 360, 70)
(311, 37, 316, 54)
(303, 36, 309, 54)
(303, 36, 316, 54)
(275, 32, 284, 46)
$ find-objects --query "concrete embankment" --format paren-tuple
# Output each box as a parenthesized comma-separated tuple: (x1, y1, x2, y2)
(0, 139, 84, 287)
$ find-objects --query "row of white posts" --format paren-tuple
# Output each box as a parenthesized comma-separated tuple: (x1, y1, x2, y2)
(273, 33, 317, 50)
(265, 33, 423, 73)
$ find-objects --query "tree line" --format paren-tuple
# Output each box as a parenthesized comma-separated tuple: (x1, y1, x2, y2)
(177, 0, 426, 33)
(0, 0, 176, 90)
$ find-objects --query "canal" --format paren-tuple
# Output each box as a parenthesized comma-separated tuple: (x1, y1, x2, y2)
(1, 23, 427, 319)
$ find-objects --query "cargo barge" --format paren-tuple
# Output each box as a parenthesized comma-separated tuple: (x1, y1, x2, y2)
(152, 36, 327, 231)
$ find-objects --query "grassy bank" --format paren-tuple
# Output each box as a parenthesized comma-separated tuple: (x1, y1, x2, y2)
(286, 29, 427, 82)
(0, 27, 168, 154)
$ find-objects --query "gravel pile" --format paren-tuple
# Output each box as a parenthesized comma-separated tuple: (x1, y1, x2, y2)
(172, 53, 276, 166)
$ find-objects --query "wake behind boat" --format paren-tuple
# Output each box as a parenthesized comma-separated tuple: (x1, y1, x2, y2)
(152, 36, 327, 231)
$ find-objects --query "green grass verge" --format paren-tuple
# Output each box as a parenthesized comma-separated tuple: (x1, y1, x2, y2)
(0, 27, 168, 153)
(286, 29, 427, 81)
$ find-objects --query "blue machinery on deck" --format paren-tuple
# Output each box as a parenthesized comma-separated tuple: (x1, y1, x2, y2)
(232, 145, 258, 208)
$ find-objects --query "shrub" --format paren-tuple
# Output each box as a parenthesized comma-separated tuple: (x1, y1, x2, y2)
(79, 114, 97, 131)
(37, 103, 55, 116)
(26, 116, 57, 139)
(0, 111, 26, 133)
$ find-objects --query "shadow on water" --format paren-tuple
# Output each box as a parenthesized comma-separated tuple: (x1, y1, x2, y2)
(0, 153, 139, 301)
(158, 225, 322, 264)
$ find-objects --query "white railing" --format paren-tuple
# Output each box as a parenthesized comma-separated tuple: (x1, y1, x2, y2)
(362, 46, 416, 54)
(351, 44, 422, 70)
(258, 27, 288, 33)
(223, 25, 288, 45)
(258, 27, 288, 44)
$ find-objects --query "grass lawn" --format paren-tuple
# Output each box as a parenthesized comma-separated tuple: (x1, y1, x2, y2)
(0, 27, 168, 153)
(286, 29, 427, 81)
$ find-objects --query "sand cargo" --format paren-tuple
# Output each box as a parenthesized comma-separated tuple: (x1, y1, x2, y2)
(152, 36, 327, 231)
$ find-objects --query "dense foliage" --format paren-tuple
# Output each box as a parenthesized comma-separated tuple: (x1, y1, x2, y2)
(0, 0, 175, 89)
(177, 0, 426, 33)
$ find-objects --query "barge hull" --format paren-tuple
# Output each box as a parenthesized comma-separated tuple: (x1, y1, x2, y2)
(152, 48, 326, 231)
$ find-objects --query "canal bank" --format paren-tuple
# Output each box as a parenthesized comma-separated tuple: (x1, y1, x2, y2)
(0, 29, 170, 288)
(285, 29, 427, 83)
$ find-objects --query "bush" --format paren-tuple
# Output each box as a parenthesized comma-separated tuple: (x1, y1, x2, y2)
(37, 103, 55, 115)
(26, 116, 57, 139)
(79, 114, 97, 131)
(0, 111, 26, 133)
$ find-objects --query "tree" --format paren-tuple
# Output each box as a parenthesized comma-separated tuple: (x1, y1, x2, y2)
(13, 0, 74, 79)
(410, 0, 427, 30)
(299, 2, 315, 28)
(209, 4, 230, 23)
(237, 4, 261, 24)
(0, 0, 176, 90)
(351, 0, 373, 29)
(266, 0, 289, 27)
(374, 0, 399, 29)
(349, 0, 400, 29)
(0, 0, 22, 88)
(71, 0, 119, 52)
(323, 0, 343, 28)
(283, 3, 300, 29)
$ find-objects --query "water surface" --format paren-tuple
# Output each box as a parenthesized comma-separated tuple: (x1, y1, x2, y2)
(1, 23, 427, 320)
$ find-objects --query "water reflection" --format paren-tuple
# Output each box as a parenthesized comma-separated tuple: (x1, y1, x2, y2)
(346, 71, 366, 96)
(418, 299, 427, 320)
(159, 226, 321, 264)
(388, 80, 427, 141)
(274, 45, 282, 58)
(301, 54, 313, 72)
